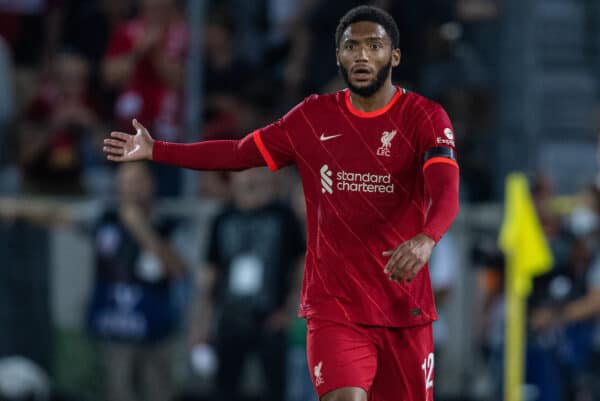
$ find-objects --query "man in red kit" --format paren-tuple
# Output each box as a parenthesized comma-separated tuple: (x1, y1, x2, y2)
(103, 6, 459, 401)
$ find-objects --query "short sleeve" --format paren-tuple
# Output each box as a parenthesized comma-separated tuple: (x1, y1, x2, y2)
(415, 102, 459, 171)
(253, 99, 308, 171)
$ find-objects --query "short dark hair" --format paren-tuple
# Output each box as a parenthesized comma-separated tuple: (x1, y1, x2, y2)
(335, 6, 400, 49)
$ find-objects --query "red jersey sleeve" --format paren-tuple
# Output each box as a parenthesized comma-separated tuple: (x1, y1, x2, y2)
(414, 101, 460, 242)
(253, 99, 308, 171)
(415, 102, 458, 171)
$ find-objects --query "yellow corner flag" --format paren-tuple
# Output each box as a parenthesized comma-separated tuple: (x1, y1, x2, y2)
(498, 172, 553, 401)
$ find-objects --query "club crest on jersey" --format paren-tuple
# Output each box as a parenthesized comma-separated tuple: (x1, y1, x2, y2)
(377, 130, 397, 157)
(314, 361, 324, 386)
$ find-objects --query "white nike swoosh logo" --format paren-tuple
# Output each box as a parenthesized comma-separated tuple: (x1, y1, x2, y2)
(320, 133, 342, 141)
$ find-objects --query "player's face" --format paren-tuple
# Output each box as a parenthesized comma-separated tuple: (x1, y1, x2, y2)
(337, 21, 400, 97)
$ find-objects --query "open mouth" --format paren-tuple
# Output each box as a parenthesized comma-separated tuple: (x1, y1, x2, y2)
(351, 65, 373, 81)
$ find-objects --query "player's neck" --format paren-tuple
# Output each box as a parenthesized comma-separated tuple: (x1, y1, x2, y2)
(349, 83, 397, 113)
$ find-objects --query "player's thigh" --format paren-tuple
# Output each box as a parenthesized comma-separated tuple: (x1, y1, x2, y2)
(321, 386, 367, 401)
(370, 323, 434, 401)
(306, 318, 377, 400)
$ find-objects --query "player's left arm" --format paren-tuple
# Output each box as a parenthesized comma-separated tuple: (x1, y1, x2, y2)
(384, 103, 460, 283)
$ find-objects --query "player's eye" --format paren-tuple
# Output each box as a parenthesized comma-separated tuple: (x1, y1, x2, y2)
(370, 43, 382, 50)
(344, 43, 354, 50)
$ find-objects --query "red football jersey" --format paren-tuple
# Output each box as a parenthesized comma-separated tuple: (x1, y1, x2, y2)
(253, 87, 458, 327)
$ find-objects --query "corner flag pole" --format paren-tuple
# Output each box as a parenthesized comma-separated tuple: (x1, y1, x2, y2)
(499, 173, 553, 401)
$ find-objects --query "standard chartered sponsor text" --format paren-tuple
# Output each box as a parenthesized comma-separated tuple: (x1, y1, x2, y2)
(335, 171, 394, 193)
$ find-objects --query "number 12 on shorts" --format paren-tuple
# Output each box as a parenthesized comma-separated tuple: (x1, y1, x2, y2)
(421, 352, 434, 390)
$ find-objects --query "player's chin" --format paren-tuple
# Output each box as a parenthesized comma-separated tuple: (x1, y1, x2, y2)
(350, 78, 376, 89)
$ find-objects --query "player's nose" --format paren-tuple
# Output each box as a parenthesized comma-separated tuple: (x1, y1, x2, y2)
(354, 45, 369, 62)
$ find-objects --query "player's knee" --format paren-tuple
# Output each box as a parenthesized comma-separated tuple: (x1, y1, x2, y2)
(320, 387, 367, 401)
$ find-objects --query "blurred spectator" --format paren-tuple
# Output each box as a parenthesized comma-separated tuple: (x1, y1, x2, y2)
(102, 0, 188, 196)
(528, 235, 597, 401)
(568, 185, 600, 242)
(529, 186, 600, 401)
(0, 0, 62, 69)
(0, 163, 187, 401)
(61, 0, 136, 117)
(17, 52, 102, 195)
(86, 162, 186, 401)
(191, 168, 304, 401)
(208, 0, 300, 70)
(203, 12, 253, 98)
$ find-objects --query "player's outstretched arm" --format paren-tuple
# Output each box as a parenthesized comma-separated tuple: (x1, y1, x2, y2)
(103, 119, 154, 162)
(103, 119, 268, 171)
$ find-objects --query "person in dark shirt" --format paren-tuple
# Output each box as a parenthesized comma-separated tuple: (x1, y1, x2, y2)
(191, 167, 304, 401)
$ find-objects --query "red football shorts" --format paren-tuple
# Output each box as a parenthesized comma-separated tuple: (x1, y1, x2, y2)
(306, 318, 434, 401)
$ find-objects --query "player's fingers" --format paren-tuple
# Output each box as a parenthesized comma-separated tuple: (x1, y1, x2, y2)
(132, 118, 145, 132)
(384, 250, 401, 274)
(387, 252, 410, 277)
(391, 254, 415, 282)
(103, 146, 124, 156)
(384, 243, 409, 273)
(103, 138, 126, 147)
(106, 154, 123, 162)
(111, 131, 131, 141)
(405, 261, 424, 282)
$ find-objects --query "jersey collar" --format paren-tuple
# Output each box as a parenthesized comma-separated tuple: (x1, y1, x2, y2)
(344, 86, 404, 118)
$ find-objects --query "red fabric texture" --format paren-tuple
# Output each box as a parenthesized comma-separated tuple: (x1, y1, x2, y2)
(307, 318, 434, 400)
(152, 133, 265, 171)
(422, 162, 460, 243)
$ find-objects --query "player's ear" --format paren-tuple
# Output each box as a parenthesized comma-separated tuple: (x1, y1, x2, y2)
(392, 48, 401, 67)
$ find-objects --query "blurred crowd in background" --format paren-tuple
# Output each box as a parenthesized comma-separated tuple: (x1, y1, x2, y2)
(0, 0, 505, 201)
(0, 0, 599, 401)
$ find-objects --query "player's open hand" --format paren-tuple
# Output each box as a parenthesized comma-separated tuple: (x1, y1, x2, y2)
(103, 119, 154, 162)
(383, 234, 436, 283)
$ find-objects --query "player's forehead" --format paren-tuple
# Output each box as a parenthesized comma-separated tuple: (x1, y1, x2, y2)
(340, 21, 390, 43)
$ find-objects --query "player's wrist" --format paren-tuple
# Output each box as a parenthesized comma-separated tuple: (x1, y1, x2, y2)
(150, 139, 161, 161)
(418, 232, 437, 246)
(419, 230, 439, 245)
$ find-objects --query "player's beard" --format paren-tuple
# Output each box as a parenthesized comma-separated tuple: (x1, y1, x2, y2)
(339, 58, 392, 98)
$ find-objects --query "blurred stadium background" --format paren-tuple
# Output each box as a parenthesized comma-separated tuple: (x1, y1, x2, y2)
(0, 0, 599, 400)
